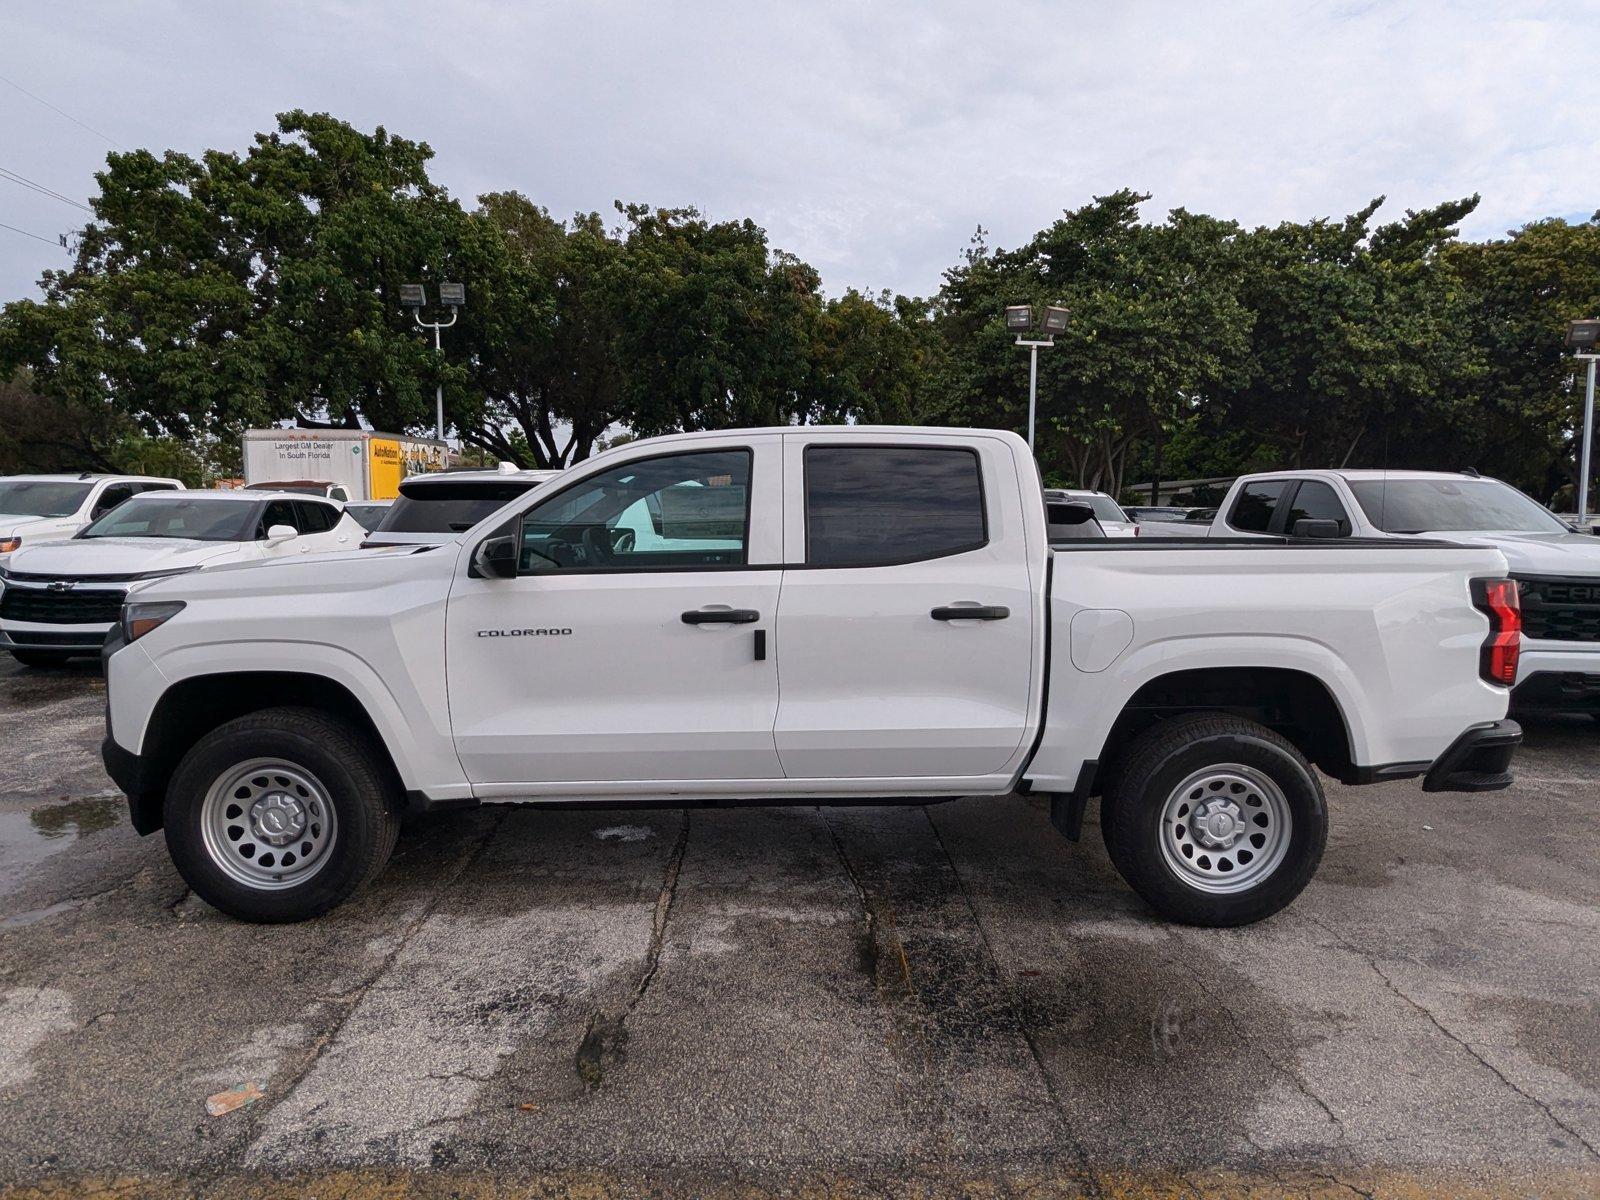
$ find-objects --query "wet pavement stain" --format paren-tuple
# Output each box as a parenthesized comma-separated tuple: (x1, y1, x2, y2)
(28, 795, 123, 840)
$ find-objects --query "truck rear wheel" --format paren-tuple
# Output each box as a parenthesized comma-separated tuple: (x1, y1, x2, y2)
(1103, 713, 1327, 926)
(163, 707, 400, 922)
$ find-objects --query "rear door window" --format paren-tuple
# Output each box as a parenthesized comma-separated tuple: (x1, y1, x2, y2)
(1228, 481, 1288, 533)
(1283, 480, 1351, 535)
(294, 501, 338, 533)
(804, 445, 986, 567)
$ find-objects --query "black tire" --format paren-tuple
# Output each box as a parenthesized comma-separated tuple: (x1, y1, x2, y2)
(163, 707, 401, 922)
(1103, 713, 1327, 927)
(9, 649, 74, 669)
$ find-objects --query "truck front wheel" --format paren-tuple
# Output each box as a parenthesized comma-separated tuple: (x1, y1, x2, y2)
(1103, 713, 1327, 926)
(163, 707, 401, 922)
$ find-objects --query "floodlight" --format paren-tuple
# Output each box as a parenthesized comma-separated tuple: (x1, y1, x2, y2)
(438, 281, 466, 308)
(399, 283, 427, 308)
(1005, 305, 1033, 333)
(1568, 319, 1600, 351)
(1041, 305, 1070, 335)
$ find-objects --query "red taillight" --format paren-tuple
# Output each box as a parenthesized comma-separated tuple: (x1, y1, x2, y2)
(1471, 578, 1521, 687)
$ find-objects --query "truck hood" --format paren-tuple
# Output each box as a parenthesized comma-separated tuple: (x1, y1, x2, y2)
(6, 538, 243, 578)
(1405, 530, 1600, 577)
(0, 514, 75, 538)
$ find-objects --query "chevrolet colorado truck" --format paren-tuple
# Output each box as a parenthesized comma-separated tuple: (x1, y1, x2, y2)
(100, 427, 1523, 925)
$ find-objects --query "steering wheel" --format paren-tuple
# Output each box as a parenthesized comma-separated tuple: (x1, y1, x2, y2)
(581, 525, 615, 565)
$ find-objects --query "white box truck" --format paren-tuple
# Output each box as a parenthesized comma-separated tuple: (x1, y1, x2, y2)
(241, 430, 449, 502)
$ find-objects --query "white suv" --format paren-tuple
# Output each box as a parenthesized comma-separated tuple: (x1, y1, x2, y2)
(0, 489, 361, 667)
(0, 474, 184, 555)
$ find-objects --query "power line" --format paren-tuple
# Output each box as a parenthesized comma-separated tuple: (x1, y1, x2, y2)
(0, 71, 120, 148)
(0, 165, 91, 212)
(0, 219, 69, 250)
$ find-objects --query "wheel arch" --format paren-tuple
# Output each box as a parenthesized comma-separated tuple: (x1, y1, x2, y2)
(127, 672, 405, 834)
(1094, 666, 1357, 794)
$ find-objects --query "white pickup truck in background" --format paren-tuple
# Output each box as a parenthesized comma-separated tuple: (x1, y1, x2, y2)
(1160, 468, 1600, 715)
(0, 473, 183, 556)
(99, 428, 1522, 926)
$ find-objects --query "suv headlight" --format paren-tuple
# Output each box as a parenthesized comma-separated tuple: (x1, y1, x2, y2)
(122, 600, 186, 643)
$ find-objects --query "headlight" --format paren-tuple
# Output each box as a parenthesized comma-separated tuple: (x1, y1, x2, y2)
(121, 600, 186, 643)
(0, 537, 19, 554)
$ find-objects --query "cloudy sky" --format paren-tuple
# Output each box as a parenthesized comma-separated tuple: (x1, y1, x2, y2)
(2, 1, 1595, 304)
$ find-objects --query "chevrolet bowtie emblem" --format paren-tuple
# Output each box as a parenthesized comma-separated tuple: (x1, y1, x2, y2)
(47, 581, 75, 593)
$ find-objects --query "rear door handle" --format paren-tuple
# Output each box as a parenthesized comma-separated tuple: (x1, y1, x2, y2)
(931, 605, 1010, 622)
(681, 608, 761, 625)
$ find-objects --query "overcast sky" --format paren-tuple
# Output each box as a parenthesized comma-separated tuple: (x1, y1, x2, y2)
(2, 1, 1596, 305)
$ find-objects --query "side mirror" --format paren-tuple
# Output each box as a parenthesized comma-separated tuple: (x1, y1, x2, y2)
(1291, 518, 1343, 539)
(472, 534, 518, 579)
(1046, 501, 1096, 526)
(266, 524, 299, 544)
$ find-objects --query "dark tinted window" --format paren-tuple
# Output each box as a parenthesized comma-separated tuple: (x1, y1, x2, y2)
(294, 501, 338, 533)
(91, 484, 135, 517)
(1284, 480, 1350, 535)
(1347, 478, 1568, 534)
(375, 480, 545, 535)
(805, 446, 986, 567)
(1229, 481, 1287, 533)
(259, 500, 298, 535)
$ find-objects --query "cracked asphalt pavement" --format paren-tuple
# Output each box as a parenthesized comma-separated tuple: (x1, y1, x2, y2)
(1, 655, 1597, 1198)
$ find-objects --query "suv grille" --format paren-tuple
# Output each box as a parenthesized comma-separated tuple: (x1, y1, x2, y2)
(0, 586, 126, 625)
(1513, 575, 1600, 642)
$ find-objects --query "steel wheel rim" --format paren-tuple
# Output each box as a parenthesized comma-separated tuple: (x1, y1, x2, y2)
(1158, 763, 1291, 894)
(199, 758, 338, 890)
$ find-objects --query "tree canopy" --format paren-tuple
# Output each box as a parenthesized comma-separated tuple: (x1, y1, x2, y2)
(4, 111, 1598, 504)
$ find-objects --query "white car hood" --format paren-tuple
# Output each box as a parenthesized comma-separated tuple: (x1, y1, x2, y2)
(1411, 530, 1600, 577)
(5, 537, 243, 577)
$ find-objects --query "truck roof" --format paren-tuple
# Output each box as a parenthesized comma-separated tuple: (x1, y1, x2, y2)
(0, 473, 183, 484)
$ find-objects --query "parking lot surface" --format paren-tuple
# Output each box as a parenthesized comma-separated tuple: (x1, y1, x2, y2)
(0, 655, 1596, 1199)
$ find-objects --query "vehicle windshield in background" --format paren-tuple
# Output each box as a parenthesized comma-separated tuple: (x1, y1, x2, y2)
(1348, 479, 1569, 534)
(1085, 495, 1127, 523)
(374, 481, 542, 534)
(0, 481, 93, 518)
(81, 496, 257, 541)
(343, 503, 389, 532)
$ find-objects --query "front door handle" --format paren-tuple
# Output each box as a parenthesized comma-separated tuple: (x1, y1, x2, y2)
(681, 608, 760, 625)
(931, 604, 1010, 622)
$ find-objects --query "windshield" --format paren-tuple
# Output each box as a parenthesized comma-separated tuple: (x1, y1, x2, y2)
(374, 480, 545, 535)
(81, 496, 258, 541)
(0, 480, 93, 518)
(1348, 478, 1569, 534)
(1085, 495, 1128, 523)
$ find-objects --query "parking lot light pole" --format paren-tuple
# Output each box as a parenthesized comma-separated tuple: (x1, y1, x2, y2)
(1568, 320, 1600, 524)
(1007, 304, 1069, 452)
(401, 282, 465, 442)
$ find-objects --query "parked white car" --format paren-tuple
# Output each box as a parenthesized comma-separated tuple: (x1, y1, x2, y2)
(1194, 469, 1600, 714)
(0, 474, 184, 556)
(101, 427, 1519, 925)
(1044, 488, 1137, 537)
(0, 489, 361, 667)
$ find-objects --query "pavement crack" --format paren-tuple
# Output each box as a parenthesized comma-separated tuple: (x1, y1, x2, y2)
(1301, 911, 1600, 1162)
(575, 810, 690, 1085)
(230, 809, 508, 1159)
(924, 805, 1102, 1199)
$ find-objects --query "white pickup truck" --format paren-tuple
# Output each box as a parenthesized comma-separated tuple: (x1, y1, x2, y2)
(100, 428, 1523, 926)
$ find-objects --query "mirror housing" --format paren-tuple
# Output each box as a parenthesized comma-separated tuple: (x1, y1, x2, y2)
(472, 533, 519, 579)
(265, 524, 299, 544)
(1291, 518, 1342, 539)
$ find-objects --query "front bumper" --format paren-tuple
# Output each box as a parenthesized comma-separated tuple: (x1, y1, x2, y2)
(0, 625, 114, 655)
(1421, 720, 1521, 793)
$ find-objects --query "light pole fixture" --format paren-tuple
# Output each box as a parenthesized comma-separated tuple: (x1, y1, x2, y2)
(1570, 319, 1600, 526)
(404, 281, 465, 442)
(1009, 303, 1067, 452)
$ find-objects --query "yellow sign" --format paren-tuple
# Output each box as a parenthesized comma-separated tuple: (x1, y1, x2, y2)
(367, 439, 404, 499)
